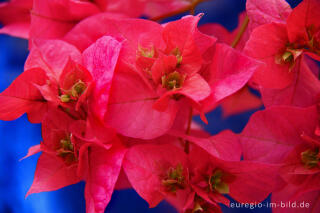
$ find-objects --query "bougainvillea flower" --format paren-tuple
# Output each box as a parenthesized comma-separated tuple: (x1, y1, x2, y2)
(240, 106, 318, 163)
(121, 131, 221, 210)
(149, 16, 212, 112)
(124, 138, 277, 213)
(123, 143, 190, 208)
(245, 0, 320, 90)
(246, 0, 292, 32)
(0, 36, 122, 124)
(244, 22, 295, 89)
(5, 35, 126, 213)
(26, 110, 84, 196)
(260, 57, 320, 108)
(280, 142, 320, 188)
(240, 105, 320, 212)
(277, 124, 320, 200)
(0, 39, 82, 122)
(0, 0, 32, 38)
(4, 0, 320, 213)
(25, 109, 126, 213)
(184, 146, 277, 212)
(64, 14, 259, 139)
(286, 0, 320, 61)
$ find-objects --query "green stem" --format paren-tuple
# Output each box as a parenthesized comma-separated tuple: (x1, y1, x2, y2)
(231, 15, 249, 48)
(184, 108, 193, 154)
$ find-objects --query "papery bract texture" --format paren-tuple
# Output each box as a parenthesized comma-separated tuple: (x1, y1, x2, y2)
(240, 106, 318, 163)
(83, 143, 126, 213)
(261, 57, 320, 108)
(65, 14, 261, 140)
(0, 68, 47, 122)
(124, 143, 189, 208)
(82, 36, 122, 123)
(246, 0, 292, 31)
(26, 110, 84, 196)
(244, 23, 293, 89)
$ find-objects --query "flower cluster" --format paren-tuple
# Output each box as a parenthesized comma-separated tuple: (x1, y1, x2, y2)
(0, 0, 319, 212)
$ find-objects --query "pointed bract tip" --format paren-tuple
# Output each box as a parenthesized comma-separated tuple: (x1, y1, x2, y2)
(197, 13, 204, 19)
(200, 112, 208, 125)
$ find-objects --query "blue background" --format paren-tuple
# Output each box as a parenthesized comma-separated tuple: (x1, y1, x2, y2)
(0, 0, 302, 212)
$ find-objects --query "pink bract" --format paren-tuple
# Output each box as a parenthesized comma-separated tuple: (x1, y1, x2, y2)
(65, 14, 259, 139)
(0, 0, 32, 38)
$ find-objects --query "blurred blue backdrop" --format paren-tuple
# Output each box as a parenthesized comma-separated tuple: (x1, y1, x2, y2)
(0, 0, 302, 212)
